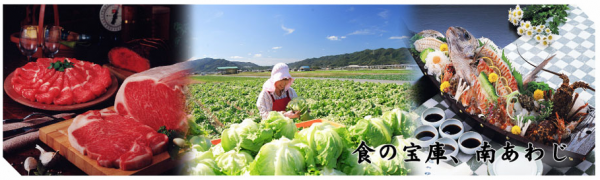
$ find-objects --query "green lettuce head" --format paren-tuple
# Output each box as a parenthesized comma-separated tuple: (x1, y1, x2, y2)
(249, 137, 316, 175)
(349, 117, 393, 148)
(187, 159, 222, 175)
(189, 135, 212, 152)
(221, 119, 274, 152)
(336, 147, 384, 175)
(215, 150, 254, 175)
(319, 167, 346, 175)
(371, 136, 409, 175)
(287, 97, 308, 114)
(261, 111, 297, 139)
(381, 109, 400, 135)
(296, 122, 348, 168)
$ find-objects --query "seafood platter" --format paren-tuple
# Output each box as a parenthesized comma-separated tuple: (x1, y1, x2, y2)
(409, 27, 595, 167)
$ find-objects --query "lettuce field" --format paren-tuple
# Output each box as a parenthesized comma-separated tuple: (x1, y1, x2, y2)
(185, 76, 413, 138)
(183, 76, 416, 175)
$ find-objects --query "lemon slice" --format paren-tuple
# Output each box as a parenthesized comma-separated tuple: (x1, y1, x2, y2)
(490, 66, 502, 77)
(482, 57, 494, 66)
(505, 86, 513, 94)
(499, 77, 508, 87)
(24, 26, 38, 38)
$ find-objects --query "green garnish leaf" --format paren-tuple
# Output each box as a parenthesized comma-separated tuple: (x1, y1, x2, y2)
(48, 59, 75, 72)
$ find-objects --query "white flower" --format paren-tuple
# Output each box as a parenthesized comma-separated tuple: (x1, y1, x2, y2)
(512, 18, 519, 26)
(509, 16, 513, 23)
(515, 4, 521, 11)
(517, 27, 525, 36)
(526, 30, 533, 37)
(515, 9, 523, 19)
(534, 34, 542, 42)
(524, 21, 532, 30)
(520, 21, 525, 27)
(541, 39, 550, 47)
(536, 27, 543, 34)
(547, 34, 555, 42)
(538, 25, 545, 29)
(532, 26, 538, 31)
(424, 50, 449, 77)
(545, 28, 552, 34)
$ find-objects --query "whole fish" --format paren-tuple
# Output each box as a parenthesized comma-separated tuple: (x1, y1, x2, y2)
(446, 26, 479, 84)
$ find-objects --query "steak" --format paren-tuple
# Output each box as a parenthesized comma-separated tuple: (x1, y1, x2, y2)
(68, 109, 168, 170)
(108, 47, 151, 73)
(114, 61, 193, 132)
(108, 38, 171, 73)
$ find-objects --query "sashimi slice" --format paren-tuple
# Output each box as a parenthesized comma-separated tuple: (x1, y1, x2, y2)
(478, 48, 519, 91)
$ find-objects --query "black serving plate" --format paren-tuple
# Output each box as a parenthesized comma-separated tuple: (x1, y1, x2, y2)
(410, 49, 595, 167)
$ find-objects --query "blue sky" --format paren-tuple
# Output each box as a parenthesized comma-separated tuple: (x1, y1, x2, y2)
(189, 5, 412, 66)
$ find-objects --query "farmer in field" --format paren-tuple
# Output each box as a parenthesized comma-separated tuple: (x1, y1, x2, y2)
(257, 63, 301, 119)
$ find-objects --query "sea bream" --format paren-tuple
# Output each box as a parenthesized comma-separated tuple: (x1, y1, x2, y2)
(446, 26, 479, 84)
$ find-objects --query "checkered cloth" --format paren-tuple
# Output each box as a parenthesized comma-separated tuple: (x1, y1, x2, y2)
(503, 4, 596, 106)
(413, 94, 595, 175)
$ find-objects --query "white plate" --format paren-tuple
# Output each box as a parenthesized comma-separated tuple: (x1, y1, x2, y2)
(487, 145, 543, 175)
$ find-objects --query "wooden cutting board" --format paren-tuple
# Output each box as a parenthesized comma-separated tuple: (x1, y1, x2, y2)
(38, 107, 179, 175)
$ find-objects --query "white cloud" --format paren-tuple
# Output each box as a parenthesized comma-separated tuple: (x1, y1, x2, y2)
(187, 57, 197, 61)
(348, 29, 371, 35)
(272, 46, 282, 50)
(248, 53, 252, 55)
(254, 54, 262, 58)
(230, 56, 243, 59)
(389, 36, 409, 40)
(215, 11, 224, 18)
(341, 36, 347, 39)
(281, 25, 295, 35)
(378, 9, 390, 19)
(205, 11, 224, 22)
(327, 36, 340, 41)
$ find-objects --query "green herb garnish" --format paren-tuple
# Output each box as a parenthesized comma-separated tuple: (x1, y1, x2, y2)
(47, 58, 74, 72)
(157, 126, 184, 160)
(523, 5, 569, 35)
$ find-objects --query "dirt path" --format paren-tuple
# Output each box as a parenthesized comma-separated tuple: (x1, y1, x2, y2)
(235, 76, 414, 85)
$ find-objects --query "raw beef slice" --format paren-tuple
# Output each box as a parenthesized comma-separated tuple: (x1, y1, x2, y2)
(115, 61, 192, 132)
(108, 47, 151, 73)
(108, 38, 171, 73)
(68, 109, 168, 170)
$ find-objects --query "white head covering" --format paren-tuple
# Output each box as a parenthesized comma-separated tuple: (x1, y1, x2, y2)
(261, 63, 294, 92)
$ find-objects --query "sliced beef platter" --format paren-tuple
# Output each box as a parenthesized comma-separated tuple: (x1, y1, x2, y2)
(11, 58, 112, 105)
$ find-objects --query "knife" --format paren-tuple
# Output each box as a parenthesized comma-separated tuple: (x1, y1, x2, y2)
(3, 113, 67, 141)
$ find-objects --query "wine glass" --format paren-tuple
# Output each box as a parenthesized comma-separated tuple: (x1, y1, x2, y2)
(44, 26, 62, 58)
(19, 25, 39, 62)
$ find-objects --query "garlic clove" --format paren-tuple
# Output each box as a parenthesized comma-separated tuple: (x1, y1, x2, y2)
(24, 157, 37, 175)
(173, 138, 186, 147)
(35, 144, 60, 168)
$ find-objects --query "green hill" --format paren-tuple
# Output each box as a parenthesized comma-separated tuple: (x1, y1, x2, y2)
(287, 48, 413, 69)
(189, 58, 263, 72)
(189, 48, 414, 72)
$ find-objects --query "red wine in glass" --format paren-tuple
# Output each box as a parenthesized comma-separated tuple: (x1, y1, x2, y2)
(19, 25, 39, 62)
